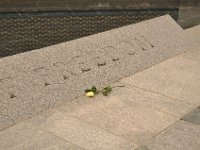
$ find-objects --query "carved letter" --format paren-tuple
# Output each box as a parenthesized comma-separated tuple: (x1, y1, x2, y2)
(135, 35, 154, 51)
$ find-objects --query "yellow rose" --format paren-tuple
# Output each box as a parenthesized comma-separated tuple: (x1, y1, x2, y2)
(86, 91, 95, 97)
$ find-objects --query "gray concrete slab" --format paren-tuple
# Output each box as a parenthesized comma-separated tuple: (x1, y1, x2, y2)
(56, 86, 179, 145)
(30, 110, 136, 150)
(146, 121, 200, 150)
(182, 107, 200, 125)
(0, 15, 189, 130)
(121, 46, 200, 105)
(111, 86, 195, 118)
(0, 121, 83, 150)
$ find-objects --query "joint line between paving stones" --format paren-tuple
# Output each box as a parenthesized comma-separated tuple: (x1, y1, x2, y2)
(143, 116, 200, 148)
(126, 84, 197, 107)
(0, 93, 88, 132)
(62, 114, 137, 146)
(143, 105, 200, 147)
(0, 82, 195, 133)
(139, 118, 182, 148)
(49, 82, 190, 145)
(45, 130, 88, 150)
(63, 113, 137, 145)
(1, 100, 135, 148)
(121, 86, 189, 118)
(121, 85, 200, 147)
(123, 85, 198, 119)
(0, 101, 73, 132)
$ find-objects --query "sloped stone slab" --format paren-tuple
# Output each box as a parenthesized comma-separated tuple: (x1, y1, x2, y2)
(184, 24, 200, 49)
(121, 46, 200, 105)
(0, 15, 189, 130)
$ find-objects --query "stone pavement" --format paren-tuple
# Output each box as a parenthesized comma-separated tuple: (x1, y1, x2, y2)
(0, 25, 200, 149)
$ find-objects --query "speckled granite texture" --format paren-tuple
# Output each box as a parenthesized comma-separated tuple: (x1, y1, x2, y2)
(0, 15, 190, 130)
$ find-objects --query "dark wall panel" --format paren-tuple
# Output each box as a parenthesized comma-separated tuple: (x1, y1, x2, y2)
(0, 9, 178, 58)
(0, 0, 199, 13)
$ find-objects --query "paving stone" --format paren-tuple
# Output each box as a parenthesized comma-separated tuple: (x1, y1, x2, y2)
(184, 24, 200, 49)
(0, 121, 83, 150)
(146, 121, 200, 150)
(181, 47, 200, 65)
(0, 115, 15, 131)
(31, 110, 136, 150)
(56, 86, 178, 145)
(112, 86, 195, 117)
(121, 46, 200, 105)
(0, 15, 190, 130)
(181, 107, 200, 125)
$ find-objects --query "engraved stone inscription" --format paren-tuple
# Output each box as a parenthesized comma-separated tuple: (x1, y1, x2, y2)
(0, 16, 187, 130)
(135, 34, 154, 51)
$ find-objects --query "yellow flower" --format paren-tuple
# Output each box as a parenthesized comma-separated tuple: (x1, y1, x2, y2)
(86, 91, 95, 97)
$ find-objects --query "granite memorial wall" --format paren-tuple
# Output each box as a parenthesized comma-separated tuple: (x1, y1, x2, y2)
(0, 15, 192, 130)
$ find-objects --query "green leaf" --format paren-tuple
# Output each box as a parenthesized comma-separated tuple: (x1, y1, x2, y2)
(85, 86, 99, 94)
(91, 86, 97, 93)
(102, 91, 108, 96)
(102, 86, 112, 96)
(85, 89, 92, 93)
(85, 86, 112, 96)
